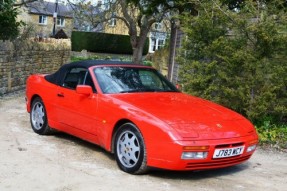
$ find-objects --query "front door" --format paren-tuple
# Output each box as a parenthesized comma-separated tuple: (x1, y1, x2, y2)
(56, 67, 99, 135)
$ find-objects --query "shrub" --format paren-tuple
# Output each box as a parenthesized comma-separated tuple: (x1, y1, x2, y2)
(71, 31, 149, 55)
(178, 1, 287, 123)
(143, 60, 153, 66)
(256, 120, 287, 148)
(0, 0, 24, 40)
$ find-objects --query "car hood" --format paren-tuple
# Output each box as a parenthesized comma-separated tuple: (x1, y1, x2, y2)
(110, 93, 255, 139)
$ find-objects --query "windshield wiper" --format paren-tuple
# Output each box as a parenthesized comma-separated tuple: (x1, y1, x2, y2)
(119, 90, 142, 93)
(120, 88, 179, 93)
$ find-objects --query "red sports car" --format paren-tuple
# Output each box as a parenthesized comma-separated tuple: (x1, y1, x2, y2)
(26, 60, 258, 174)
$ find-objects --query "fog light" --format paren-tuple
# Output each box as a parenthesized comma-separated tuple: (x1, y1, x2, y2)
(247, 144, 257, 152)
(181, 152, 208, 160)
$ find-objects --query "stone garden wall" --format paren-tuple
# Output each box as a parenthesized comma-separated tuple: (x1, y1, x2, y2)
(0, 39, 71, 95)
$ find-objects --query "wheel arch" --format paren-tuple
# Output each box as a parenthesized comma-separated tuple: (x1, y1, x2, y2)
(112, 120, 148, 174)
(27, 94, 41, 112)
(29, 94, 51, 124)
(29, 94, 53, 135)
(110, 119, 134, 154)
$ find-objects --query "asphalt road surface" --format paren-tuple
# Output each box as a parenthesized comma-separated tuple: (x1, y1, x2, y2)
(0, 94, 287, 191)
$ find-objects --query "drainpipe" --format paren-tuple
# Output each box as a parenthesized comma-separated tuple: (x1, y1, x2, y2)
(52, 0, 59, 37)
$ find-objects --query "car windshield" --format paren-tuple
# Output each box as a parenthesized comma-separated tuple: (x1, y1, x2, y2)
(94, 66, 179, 94)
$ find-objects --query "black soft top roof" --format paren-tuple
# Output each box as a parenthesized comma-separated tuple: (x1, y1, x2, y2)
(44, 60, 138, 85)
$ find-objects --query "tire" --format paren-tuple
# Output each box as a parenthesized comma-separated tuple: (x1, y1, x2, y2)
(30, 97, 52, 135)
(114, 123, 148, 174)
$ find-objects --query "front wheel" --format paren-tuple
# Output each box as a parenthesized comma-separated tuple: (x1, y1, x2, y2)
(30, 97, 52, 135)
(114, 123, 148, 174)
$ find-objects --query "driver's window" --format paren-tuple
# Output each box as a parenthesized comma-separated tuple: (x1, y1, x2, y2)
(63, 68, 95, 91)
(82, 72, 96, 92)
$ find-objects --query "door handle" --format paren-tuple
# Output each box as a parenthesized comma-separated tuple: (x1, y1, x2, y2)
(57, 93, 64, 97)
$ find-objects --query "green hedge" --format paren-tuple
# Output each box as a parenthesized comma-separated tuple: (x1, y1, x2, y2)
(178, 1, 287, 123)
(72, 31, 149, 55)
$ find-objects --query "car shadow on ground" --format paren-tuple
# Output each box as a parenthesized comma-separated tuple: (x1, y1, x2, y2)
(51, 132, 250, 180)
(148, 163, 250, 180)
(52, 132, 115, 161)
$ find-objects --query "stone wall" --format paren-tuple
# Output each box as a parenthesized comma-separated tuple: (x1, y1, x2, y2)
(0, 39, 71, 95)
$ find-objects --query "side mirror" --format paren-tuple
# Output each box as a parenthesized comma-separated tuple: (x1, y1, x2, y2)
(176, 84, 182, 91)
(76, 85, 93, 96)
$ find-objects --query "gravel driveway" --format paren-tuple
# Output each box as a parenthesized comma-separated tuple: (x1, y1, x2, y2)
(0, 94, 287, 191)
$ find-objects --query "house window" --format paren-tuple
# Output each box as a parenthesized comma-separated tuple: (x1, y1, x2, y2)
(158, 39, 165, 49)
(109, 18, 116, 27)
(109, 12, 116, 27)
(152, 38, 157, 51)
(84, 25, 91, 32)
(39, 15, 47, 25)
(154, 22, 162, 30)
(57, 17, 65, 27)
(150, 38, 165, 52)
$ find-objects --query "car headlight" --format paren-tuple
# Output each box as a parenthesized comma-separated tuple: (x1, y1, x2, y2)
(181, 146, 209, 159)
(247, 144, 257, 152)
(181, 152, 208, 159)
(246, 140, 258, 152)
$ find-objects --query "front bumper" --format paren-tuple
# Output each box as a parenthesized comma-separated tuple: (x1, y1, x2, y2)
(146, 135, 258, 171)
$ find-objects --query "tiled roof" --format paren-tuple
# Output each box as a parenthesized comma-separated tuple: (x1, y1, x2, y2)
(27, 1, 73, 18)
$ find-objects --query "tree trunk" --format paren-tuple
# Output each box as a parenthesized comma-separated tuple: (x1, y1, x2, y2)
(131, 31, 149, 64)
(132, 45, 144, 64)
(168, 19, 178, 82)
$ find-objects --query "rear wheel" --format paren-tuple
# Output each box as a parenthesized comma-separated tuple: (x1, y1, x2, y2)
(30, 97, 52, 135)
(114, 123, 148, 174)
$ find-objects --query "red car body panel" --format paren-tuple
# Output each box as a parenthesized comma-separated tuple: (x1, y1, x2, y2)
(26, 63, 258, 171)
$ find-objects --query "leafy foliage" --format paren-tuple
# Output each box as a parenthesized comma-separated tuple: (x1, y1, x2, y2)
(178, 0, 287, 123)
(0, 0, 24, 40)
(256, 119, 287, 148)
(71, 54, 132, 62)
(72, 31, 149, 54)
(104, 0, 168, 63)
(71, 0, 195, 64)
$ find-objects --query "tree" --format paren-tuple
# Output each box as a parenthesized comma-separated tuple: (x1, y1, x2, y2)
(101, 0, 195, 64)
(166, 1, 197, 81)
(69, 0, 163, 63)
(106, 0, 169, 64)
(178, 0, 287, 123)
(0, 0, 24, 40)
(68, 0, 105, 32)
(69, 0, 194, 64)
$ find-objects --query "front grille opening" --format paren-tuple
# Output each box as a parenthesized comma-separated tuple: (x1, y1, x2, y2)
(185, 155, 251, 169)
(215, 142, 244, 149)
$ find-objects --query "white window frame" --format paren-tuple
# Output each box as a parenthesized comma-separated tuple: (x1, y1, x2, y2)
(149, 37, 165, 53)
(109, 18, 116, 27)
(83, 24, 92, 32)
(57, 17, 65, 27)
(109, 12, 116, 27)
(39, 15, 47, 25)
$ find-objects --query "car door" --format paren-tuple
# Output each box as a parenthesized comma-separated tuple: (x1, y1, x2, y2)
(56, 67, 99, 135)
